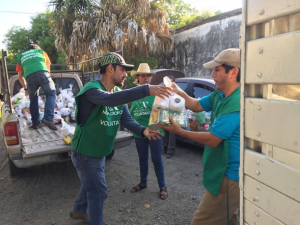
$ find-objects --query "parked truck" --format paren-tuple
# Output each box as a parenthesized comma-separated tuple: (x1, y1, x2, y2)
(240, 0, 300, 224)
(0, 50, 133, 177)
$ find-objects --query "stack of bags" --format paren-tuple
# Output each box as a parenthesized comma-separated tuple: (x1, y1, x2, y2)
(11, 85, 77, 144)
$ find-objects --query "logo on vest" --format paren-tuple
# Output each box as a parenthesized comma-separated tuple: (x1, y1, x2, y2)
(103, 106, 123, 116)
(100, 120, 120, 126)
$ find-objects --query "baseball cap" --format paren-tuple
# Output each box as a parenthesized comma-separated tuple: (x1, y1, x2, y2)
(203, 48, 241, 69)
(99, 52, 134, 71)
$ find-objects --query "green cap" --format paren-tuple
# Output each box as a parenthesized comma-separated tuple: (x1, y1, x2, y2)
(99, 52, 134, 71)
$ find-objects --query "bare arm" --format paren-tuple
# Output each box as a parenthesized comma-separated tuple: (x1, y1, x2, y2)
(158, 118, 222, 148)
(171, 82, 204, 112)
(18, 72, 28, 96)
(18, 72, 27, 89)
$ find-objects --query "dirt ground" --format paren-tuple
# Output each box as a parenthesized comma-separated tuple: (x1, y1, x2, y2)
(0, 133, 205, 225)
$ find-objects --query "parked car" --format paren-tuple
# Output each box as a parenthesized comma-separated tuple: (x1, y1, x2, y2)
(174, 77, 216, 146)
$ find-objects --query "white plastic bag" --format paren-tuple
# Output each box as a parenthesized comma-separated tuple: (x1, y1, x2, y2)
(61, 119, 75, 136)
(152, 96, 169, 110)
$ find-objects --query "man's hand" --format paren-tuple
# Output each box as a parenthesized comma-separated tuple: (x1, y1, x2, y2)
(170, 82, 184, 95)
(143, 128, 164, 140)
(157, 118, 183, 134)
(25, 90, 29, 97)
(189, 118, 198, 132)
(149, 85, 172, 98)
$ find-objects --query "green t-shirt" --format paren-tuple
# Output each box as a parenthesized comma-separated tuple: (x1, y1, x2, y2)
(16, 49, 49, 78)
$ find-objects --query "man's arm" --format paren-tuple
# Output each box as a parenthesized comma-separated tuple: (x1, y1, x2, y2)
(121, 105, 145, 136)
(170, 82, 204, 112)
(86, 85, 150, 107)
(18, 72, 28, 96)
(121, 105, 164, 140)
(158, 118, 222, 147)
(18, 72, 27, 89)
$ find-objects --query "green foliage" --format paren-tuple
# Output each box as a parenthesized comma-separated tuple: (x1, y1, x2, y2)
(3, 27, 31, 53)
(2, 12, 66, 67)
(156, 0, 223, 30)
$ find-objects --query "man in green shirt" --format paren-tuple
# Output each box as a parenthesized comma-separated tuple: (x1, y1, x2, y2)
(70, 52, 171, 225)
(159, 49, 241, 225)
(16, 44, 57, 130)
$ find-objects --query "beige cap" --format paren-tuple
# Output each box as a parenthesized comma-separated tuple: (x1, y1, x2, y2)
(203, 48, 241, 69)
(131, 63, 155, 78)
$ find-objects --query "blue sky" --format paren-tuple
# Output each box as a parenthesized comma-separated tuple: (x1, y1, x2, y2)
(0, 0, 242, 49)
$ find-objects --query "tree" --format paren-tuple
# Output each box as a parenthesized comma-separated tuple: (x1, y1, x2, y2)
(3, 27, 31, 54)
(49, 0, 173, 62)
(165, 0, 222, 29)
(2, 12, 66, 66)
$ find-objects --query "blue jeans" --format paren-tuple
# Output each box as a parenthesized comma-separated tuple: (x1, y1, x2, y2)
(26, 71, 56, 125)
(135, 138, 166, 188)
(71, 150, 108, 225)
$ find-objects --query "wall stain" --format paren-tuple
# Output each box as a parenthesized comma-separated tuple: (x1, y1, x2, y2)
(162, 16, 242, 78)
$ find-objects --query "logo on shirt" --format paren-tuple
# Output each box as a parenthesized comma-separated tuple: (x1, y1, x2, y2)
(102, 106, 123, 116)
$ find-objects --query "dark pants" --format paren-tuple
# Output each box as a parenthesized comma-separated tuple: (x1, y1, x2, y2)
(26, 71, 56, 125)
(135, 138, 166, 188)
(163, 131, 176, 154)
(71, 151, 108, 225)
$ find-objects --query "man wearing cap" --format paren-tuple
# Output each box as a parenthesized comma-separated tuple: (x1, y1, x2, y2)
(69, 53, 171, 225)
(158, 48, 241, 225)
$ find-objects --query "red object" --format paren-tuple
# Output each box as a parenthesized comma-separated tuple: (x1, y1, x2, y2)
(4, 122, 19, 145)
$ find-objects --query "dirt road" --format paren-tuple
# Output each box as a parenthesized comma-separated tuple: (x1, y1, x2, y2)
(0, 134, 205, 225)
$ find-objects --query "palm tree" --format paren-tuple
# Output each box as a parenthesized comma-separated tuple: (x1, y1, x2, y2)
(49, 0, 173, 62)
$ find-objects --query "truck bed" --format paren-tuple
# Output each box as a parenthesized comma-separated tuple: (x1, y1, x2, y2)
(21, 124, 133, 159)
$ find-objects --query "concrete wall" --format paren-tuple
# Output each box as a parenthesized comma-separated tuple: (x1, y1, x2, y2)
(162, 10, 242, 77)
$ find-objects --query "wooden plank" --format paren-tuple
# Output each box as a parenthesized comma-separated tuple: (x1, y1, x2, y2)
(246, 31, 300, 84)
(244, 175, 300, 225)
(247, 0, 300, 25)
(245, 98, 300, 153)
(244, 199, 284, 225)
(244, 150, 300, 202)
(273, 146, 300, 169)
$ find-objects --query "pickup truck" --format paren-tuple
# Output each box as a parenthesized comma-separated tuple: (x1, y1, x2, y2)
(0, 52, 133, 177)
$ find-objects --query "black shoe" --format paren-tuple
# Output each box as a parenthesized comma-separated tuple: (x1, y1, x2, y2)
(29, 123, 44, 129)
(41, 119, 58, 131)
(70, 210, 88, 223)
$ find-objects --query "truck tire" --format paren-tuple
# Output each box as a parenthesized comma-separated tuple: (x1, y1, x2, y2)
(8, 156, 26, 177)
(106, 149, 115, 160)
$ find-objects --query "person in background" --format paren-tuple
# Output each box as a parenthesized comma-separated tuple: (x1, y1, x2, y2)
(16, 44, 57, 130)
(162, 75, 176, 158)
(158, 48, 241, 225)
(70, 55, 171, 225)
(130, 63, 168, 200)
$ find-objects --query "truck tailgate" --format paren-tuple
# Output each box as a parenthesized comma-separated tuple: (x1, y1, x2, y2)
(21, 125, 133, 159)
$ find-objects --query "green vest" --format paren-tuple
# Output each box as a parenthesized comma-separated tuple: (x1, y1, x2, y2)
(16, 49, 49, 78)
(71, 81, 124, 158)
(202, 87, 240, 196)
(130, 96, 164, 138)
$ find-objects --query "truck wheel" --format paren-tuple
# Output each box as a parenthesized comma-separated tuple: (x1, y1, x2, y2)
(106, 149, 115, 160)
(8, 156, 26, 177)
